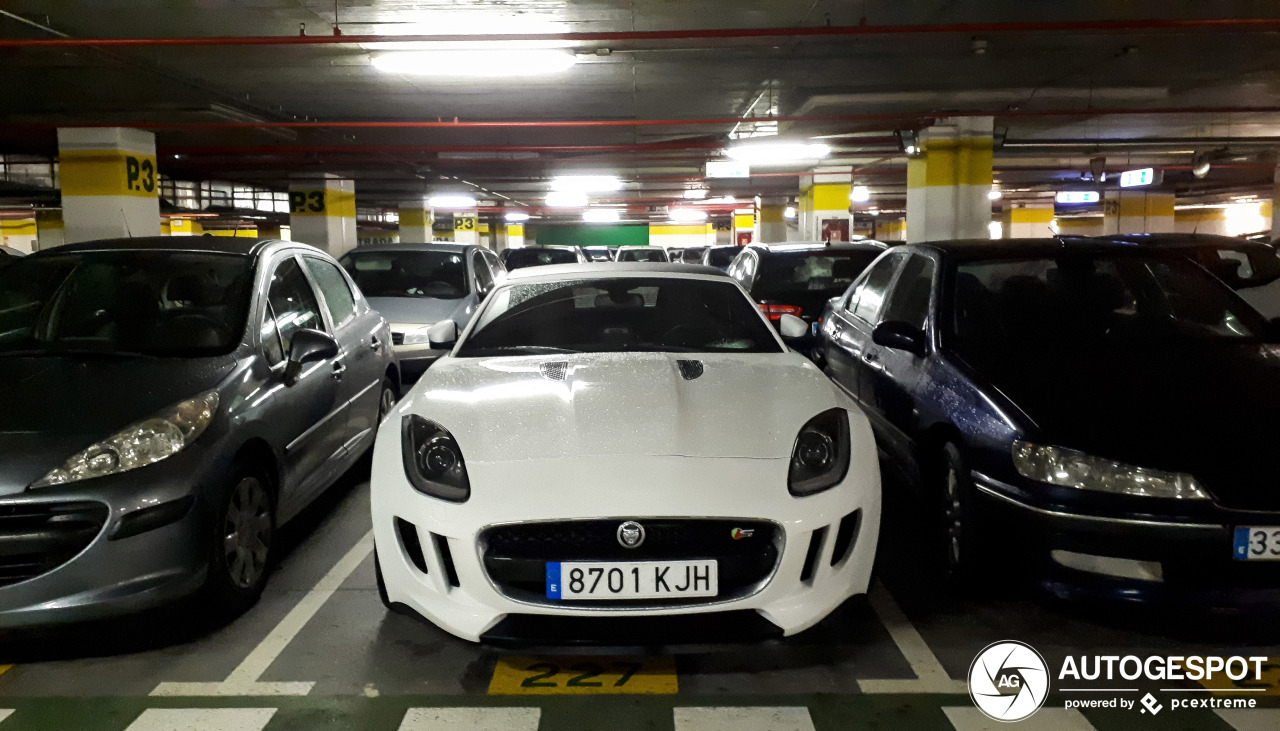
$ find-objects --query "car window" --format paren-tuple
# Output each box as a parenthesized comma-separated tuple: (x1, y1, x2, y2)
(473, 252, 494, 292)
(267, 257, 326, 355)
(503, 248, 579, 269)
(1217, 250, 1254, 279)
(339, 250, 469, 299)
(483, 250, 504, 278)
(303, 256, 356, 326)
(617, 248, 669, 263)
(458, 277, 782, 355)
(879, 254, 936, 329)
(260, 308, 285, 365)
(754, 250, 881, 300)
(849, 252, 905, 323)
(707, 247, 739, 267)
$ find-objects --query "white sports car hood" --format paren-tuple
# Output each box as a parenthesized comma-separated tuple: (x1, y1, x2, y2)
(408, 352, 845, 462)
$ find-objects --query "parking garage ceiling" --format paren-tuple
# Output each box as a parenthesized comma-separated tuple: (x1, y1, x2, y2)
(5, 1, 1280, 212)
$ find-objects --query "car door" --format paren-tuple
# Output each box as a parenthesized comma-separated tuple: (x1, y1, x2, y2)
(825, 251, 906, 402)
(262, 254, 345, 510)
(861, 253, 937, 464)
(302, 254, 382, 449)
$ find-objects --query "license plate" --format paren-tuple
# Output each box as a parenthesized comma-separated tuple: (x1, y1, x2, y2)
(1233, 526, 1280, 560)
(811, 321, 819, 336)
(546, 560, 718, 600)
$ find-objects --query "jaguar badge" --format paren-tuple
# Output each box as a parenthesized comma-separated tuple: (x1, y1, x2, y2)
(617, 521, 646, 549)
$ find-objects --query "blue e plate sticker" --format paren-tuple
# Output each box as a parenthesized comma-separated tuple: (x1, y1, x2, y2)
(546, 562, 562, 599)
(811, 321, 819, 336)
(1233, 527, 1251, 559)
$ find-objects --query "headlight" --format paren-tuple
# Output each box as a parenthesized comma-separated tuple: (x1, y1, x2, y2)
(401, 326, 434, 346)
(788, 408, 851, 496)
(1012, 440, 1209, 500)
(401, 415, 470, 502)
(32, 392, 220, 488)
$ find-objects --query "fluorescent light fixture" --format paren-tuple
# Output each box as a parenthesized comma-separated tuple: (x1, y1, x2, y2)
(582, 208, 620, 223)
(550, 175, 621, 193)
(683, 188, 709, 199)
(904, 144, 917, 155)
(988, 189, 1002, 200)
(371, 49, 577, 77)
(1056, 191, 1100, 204)
(1119, 168, 1156, 188)
(850, 185, 871, 203)
(545, 191, 588, 207)
(784, 206, 797, 220)
(701, 196, 737, 205)
(504, 211, 530, 223)
(669, 208, 708, 223)
(428, 194, 477, 209)
(868, 209, 880, 216)
(724, 141, 831, 165)
(705, 160, 751, 178)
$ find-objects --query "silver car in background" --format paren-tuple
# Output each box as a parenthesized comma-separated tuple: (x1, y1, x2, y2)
(339, 243, 504, 382)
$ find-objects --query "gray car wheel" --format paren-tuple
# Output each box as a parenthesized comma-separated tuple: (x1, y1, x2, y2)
(378, 379, 397, 423)
(223, 476, 273, 589)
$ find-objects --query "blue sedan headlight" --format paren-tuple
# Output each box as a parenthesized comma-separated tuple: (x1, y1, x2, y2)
(1012, 440, 1209, 500)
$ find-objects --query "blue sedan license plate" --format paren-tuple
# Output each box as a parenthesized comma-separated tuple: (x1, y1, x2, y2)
(1233, 526, 1280, 560)
(546, 560, 718, 600)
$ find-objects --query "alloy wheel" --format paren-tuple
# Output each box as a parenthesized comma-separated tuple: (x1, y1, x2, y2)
(223, 477, 273, 589)
(378, 385, 396, 422)
(944, 466, 964, 568)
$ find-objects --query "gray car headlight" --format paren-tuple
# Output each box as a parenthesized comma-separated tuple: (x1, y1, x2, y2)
(398, 325, 434, 346)
(31, 392, 220, 488)
(1012, 440, 1209, 500)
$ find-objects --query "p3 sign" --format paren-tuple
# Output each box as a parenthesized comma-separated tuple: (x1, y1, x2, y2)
(289, 190, 327, 215)
(454, 215, 477, 231)
(124, 155, 156, 194)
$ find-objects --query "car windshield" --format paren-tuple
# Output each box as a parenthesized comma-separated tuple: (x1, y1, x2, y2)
(617, 248, 668, 262)
(681, 248, 707, 263)
(457, 277, 782, 355)
(0, 250, 254, 357)
(706, 247, 739, 267)
(503, 248, 579, 269)
(948, 254, 1268, 346)
(755, 250, 880, 298)
(339, 250, 468, 299)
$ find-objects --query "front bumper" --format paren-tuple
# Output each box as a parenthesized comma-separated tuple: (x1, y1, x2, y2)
(0, 455, 210, 628)
(372, 449, 881, 643)
(972, 471, 1280, 605)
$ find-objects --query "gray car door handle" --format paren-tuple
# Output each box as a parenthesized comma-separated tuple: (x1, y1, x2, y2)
(332, 361, 347, 379)
(370, 336, 382, 352)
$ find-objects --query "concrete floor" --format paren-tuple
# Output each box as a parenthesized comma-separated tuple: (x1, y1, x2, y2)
(0, 465, 1277, 730)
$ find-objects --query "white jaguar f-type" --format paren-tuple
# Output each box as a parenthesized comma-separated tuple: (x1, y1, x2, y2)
(370, 263, 880, 642)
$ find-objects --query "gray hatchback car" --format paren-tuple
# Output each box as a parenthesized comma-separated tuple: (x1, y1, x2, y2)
(0, 236, 398, 626)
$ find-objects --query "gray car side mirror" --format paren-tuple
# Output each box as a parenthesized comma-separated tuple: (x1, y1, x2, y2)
(285, 328, 339, 383)
(427, 320, 458, 348)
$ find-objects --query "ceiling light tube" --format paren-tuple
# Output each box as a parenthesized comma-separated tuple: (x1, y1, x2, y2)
(550, 175, 622, 193)
(850, 185, 871, 203)
(724, 141, 831, 165)
(371, 49, 577, 77)
(669, 208, 708, 223)
(428, 194, 477, 209)
(504, 211, 530, 222)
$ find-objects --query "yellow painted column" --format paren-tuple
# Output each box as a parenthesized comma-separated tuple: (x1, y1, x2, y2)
(808, 182, 853, 242)
(1055, 217, 1104, 237)
(56, 127, 160, 243)
(756, 197, 787, 243)
(256, 222, 282, 239)
(876, 218, 906, 242)
(398, 200, 433, 244)
(451, 210, 480, 247)
(905, 116, 994, 243)
(1174, 207, 1228, 235)
(35, 210, 64, 250)
(1006, 202, 1056, 238)
(507, 223, 525, 248)
(649, 223, 714, 249)
(1, 217, 38, 253)
(733, 210, 755, 245)
(289, 176, 357, 257)
(1102, 191, 1175, 234)
(167, 218, 195, 236)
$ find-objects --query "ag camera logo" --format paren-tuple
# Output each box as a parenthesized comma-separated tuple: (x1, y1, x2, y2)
(969, 641, 1050, 722)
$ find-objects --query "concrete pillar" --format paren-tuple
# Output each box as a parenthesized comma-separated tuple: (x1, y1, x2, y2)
(35, 210, 64, 250)
(799, 175, 852, 242)
(733, 210, 755, 245)
(876, 217, 906, 242)
(1271, 166, 1280, 241)
(906, 116, 994, 243)
(1, 216, 37, 253)
(1175, 207, 1228, 235)
(507, 223, 526, 248)
(1101, 191, 1175, 234)
(451, 211, 480, 247)
(1056, 217, 1104, 237)
(757, 197, 787, 243)
(57, 127, 161, 243)
(289, 176, 357, 257)
(398, 200, 433, 243)
(1006, 201, 1056, 238)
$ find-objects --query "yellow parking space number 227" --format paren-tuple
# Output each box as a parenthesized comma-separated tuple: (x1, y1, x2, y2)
(488, 655, 677, 695)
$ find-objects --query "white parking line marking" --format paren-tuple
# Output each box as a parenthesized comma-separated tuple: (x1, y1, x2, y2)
(673, 707, 815, 731)
(398, 707, 542, 731)
(150, 530, 374, 697)
(125, 708, 277, 731)
(943, 707, 1095, 731)
(858, 585, 968, 694)
(1216, 709, 1280, 731)
(0, 710, 11, 723)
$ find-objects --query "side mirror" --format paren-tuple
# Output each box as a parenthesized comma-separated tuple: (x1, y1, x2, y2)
(872, 320, 927, 356)
(427, 320, 458, 348)
(777, 313, 809, 340)
(284, 328, 339, 382)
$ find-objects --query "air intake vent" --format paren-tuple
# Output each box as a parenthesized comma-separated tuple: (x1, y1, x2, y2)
(540, 361, 568, 380)
(676, 360, 704, 380)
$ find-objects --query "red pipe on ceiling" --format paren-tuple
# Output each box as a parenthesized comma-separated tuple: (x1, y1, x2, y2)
(3, 18, 1280, 47)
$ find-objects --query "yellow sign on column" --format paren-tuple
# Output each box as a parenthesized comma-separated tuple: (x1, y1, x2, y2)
(454, 215, 478, 232)
(60, 149, 159, 198)
(289, 189, 357, 217)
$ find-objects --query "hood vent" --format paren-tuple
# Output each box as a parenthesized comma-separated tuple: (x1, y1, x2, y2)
(677, 360, 704, 380)
(540, 361, 569, 381)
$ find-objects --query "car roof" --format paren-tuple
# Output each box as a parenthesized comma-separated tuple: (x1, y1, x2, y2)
(751, 242, 889, 256)
(27, 235, 289, 257)
(904, 236, 1158, 261)
(504, 261, 724, 281)
(347, 242, 472, 254)
(1103, 233, 1266, 250)
(506, 245, 579, 252)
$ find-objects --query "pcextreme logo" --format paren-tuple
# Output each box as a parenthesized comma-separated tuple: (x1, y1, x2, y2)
(968, 641, 1051, 722)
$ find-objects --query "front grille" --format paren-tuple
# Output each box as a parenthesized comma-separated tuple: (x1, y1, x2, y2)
(0, 501, 107, 587)
(481, 519, 780, 608)
(391, 332, 405, 346)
